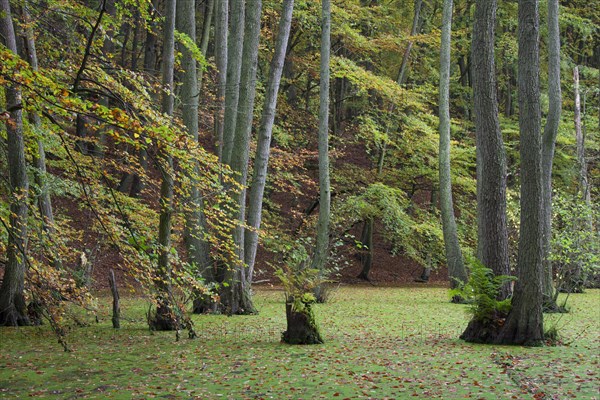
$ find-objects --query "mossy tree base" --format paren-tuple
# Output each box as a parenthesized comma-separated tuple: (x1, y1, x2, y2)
(148, 303, 179, 331)
(460, 316, 505, 344)
(282, 302, 323, 345)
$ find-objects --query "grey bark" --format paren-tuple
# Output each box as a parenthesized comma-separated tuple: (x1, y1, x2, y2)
(130, 0, 159, 198)
(471, 0, 511, 299)
(497, 0, 544, 346)
(541, 0, 562, 310)
(245, 0, 295, 281)
(21, 2, 62, 269)
(197, 0, 214, 91)
(574, 67, 591, 207)
(108, 269, 120, 329)
(221, 0, 245, 165)
(0, 0, 30, 326)
(214, 0, 228, 160)
(311, 0, 331, 274)
(176, 0, 212, 283)
(223, 0, 263, 315)
(397, 0, 423, 85)
(152, 0, 178, 331)
(439, 0, 468, 289)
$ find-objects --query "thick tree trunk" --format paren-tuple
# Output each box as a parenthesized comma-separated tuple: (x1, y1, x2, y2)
(471, 0, 511, 299)
(214, 0, 228, 161)
(311, 0, 332, 278)
(496, 0, 544, 346)
(222, 0, 263, 315)
(439, 0, 468, 290)
(541, 0, 562, 311)
(0, 0, 31, 326)
(177, 0, 214, 304)
(282, 300, 323, 345)
(150, 0, 178, 331)
(221, 0, 245, 166)
(245, 0, 295, 281)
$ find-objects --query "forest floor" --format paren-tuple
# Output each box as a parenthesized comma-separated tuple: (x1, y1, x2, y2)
(1, 287, 598, 399)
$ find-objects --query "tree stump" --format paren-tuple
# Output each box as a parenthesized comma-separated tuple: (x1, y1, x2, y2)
(282, 300, 323, 345)
(108, 269, 120, 329)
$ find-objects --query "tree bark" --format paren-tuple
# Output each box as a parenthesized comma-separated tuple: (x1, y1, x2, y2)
(311, 0, 332, 278)
(282, 300, 323, 345)
(151, 0, 178, 331)
(221, 0, 245, 166)
(21, 2, 58, 249)
(108, 269, 120, 329)
(471, 0, 511, 299)
(245, 0, 295, 281)
(0, 0, 31, 326)
(357, 218, 373, 280)
(223, 0, 263, 315)
(439, 0, 468, 290)
(541, 0, 562, 311)
(197, 0, 214, 92)
(176, 0, 213, 295)
(214, 0, 228, 161)
(397, 0, 423, 85)
(496, 0, 544, 346)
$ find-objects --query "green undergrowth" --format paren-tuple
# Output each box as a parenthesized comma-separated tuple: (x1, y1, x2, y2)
(0, 287, 598, 399)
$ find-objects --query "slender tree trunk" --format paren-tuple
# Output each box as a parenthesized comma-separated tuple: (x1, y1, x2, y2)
(0, 0, 31, 326)
(311, 0, 332, 280)
(397, 0, 423, 85)
(21, 1, 62, 269)
(176, 0, 213, 306)
(223, 0, 263, 315)
(197, 0, 214, 92)
(221, 0, 245, 166)
(496, 0, 544, 346)
(130, 0, 159, 198)
(541, 0, 562, 311)
(439, 0, 468, 292)
(214, 0, 228, 161)
(357, 218, 373, 280)
(151, 0, 178, 331)
(471, 0, 511, 299)
(245, 0, 295, 281)
(565, 65, 591, 293)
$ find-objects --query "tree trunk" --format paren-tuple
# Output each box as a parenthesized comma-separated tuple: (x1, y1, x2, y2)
(541, 0, 562, 311)
(222, 0, 263, 315)
(150, 0, 178, 331)
(108, 269, 120, 329)
(311, 0, 332, 279)
(397, 0, 423, 85)
(131, 0, 159, 198)
(0, 0, 31, 326)
(471, 0, 511, 300)
(245, 0, 295, 281)
(357, 218, 373, 280)
(496, 0, 544, 346)
(197, 0, 214, 92)
(176, 0, 213, 304)
(221, 0, 245, 166)
(564, 65, 591, 293)
(282, 299, 323, 345)
(214, 0, 228, 161)
(439, 0, 468, 290)
(21, 2, 59, 262)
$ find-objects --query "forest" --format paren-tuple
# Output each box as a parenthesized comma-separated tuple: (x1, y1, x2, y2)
(0, 0, 599, 398)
